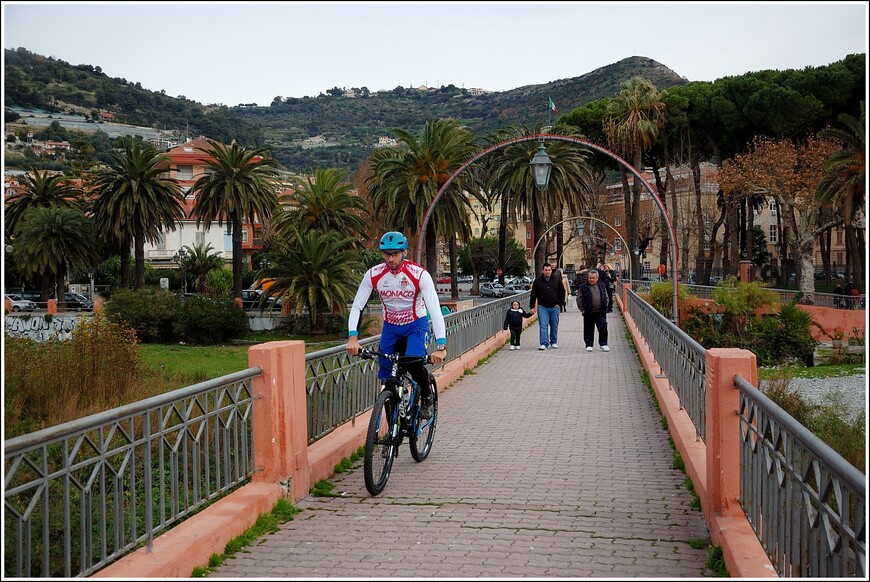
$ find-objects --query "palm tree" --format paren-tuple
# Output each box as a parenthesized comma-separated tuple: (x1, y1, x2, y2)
(367, 118, 479, 274)
(817, 102, 865, 285)
(485, 125, 594, 276)
(181, 242, 225, 293)
(274, 167, 369, 244)
(5, 170, 82, 233)
(13, 206, 99, 310)
(604, 77, 666, 280)
(258, 227, 361, 334)
(190, 140, 280, 300)
(5, 170, 83, 300)
(89, 140, 185, 289)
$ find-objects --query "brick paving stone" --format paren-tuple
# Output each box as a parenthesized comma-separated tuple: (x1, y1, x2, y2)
(208, 310, 711, 578)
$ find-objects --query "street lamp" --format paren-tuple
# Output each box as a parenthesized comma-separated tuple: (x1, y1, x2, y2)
(529, 141, 552, 191)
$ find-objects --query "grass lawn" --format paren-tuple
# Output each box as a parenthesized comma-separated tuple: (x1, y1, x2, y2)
(138, 334, 348, 389)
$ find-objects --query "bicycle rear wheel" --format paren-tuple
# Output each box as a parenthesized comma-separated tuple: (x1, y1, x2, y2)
(364, 389, 399, 495)
(409, 375, 438, 462)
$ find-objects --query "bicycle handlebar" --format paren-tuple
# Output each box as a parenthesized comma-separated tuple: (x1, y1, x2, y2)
(357, 347, 431, 366)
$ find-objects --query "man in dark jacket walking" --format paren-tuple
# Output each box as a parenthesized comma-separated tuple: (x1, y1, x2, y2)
(529, 263, 566, 350)
(578, 269, 609, 352)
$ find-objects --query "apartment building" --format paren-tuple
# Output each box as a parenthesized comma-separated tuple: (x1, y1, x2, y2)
(142, 136, 274, 269)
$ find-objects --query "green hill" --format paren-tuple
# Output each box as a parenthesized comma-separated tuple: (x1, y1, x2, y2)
(4, 47, 687, 173)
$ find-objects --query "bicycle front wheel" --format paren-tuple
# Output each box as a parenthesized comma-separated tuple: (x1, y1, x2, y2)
(364, 389, 399, 495)
(409, 375, 438, 462)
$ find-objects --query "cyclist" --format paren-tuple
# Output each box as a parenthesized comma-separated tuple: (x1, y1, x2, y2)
(347, 231, 447, 420)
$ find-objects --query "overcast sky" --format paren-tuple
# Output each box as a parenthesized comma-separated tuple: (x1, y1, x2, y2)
(3, 2, 868, 107)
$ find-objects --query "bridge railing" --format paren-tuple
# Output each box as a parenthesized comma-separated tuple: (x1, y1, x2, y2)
(305, 293, 524, 443)
(621, 281, 866, 577)
(3, 368, 261, 578)
(625, 287, 707, 440)
(734, 374, 865, 578)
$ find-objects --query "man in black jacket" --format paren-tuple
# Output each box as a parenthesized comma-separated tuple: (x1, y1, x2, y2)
(578, 269, 609, 352)
(529, 263, 566, 350)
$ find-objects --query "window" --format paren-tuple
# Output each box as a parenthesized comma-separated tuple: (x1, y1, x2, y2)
(769, 225, 778, 244)
(614, 216, 621, 227)
(242, 229, 249, 243)
(836, 228, 843, 244)
(614, 239, 622, 251)
(702, 233, 710, 251)
(769, 200, 777, 214)
(195, 231, 205, 246)
(156, 234, 166, 250)
(176, 165, 194, 180)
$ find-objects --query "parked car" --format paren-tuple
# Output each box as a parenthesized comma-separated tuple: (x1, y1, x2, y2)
(479, 282, 504, 298)
(62, 292, 93, 311)
(500, 283, 528, 297)
(15, 290, 43, 302)
(241, 289, 283, 311)
(5, 294, 36, 312)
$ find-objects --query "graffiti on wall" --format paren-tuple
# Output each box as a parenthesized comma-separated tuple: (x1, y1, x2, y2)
(5, 315, 82, 341)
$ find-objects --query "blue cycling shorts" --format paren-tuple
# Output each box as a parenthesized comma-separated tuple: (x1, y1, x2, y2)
(377, 318, 430, 380)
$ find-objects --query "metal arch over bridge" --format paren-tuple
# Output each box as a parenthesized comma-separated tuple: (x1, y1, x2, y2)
(532, 215, 634, 281)
(417, 134, 679, 322)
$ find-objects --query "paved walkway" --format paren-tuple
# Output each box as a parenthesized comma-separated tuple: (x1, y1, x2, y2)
(211, 308, 713, 578)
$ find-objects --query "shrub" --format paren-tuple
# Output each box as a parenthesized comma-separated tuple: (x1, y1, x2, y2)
(649, 281, 694, 319)
(4, 312, 146, 436)
(754, 302, 818, 366)
(710, 276, 778, 338)
(104, 287, 181, 343)
(173, 295, 247, 345)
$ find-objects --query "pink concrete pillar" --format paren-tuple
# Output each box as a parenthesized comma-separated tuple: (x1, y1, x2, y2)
(622, 281, 632, 307)
(739, 260, 754, 283)
(248, 341, 312, 501)
(705, 348, 757, 518)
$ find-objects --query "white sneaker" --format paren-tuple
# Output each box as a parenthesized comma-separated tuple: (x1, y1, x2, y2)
(550, 343, 558, 349)
(585, 346, 593, 352)
(515, 346, 520, 350)
(600, 345, 610, 352)
(508, 345, 514, 350)
(539, 345, 547, 351)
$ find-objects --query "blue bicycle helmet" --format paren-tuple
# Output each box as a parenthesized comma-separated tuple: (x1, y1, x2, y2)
(379, 231, 408, 251)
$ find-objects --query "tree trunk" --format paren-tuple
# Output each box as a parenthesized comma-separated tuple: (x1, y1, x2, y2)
(55, 263, 67, 310)
(232, 216, 244, 299)
(692, 157, 710, 284)
(120, 238, 131, 290)
(497, 198, 508, 283)
(425, 222, 437, 275)
(134, 224, 146, 289)
(448, 236, 458, 300)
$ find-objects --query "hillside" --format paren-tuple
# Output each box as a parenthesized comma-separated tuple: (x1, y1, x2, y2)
(4, 48, 687, 173)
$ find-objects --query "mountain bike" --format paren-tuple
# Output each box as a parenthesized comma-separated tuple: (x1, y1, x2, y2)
(357, 348, 439, 496)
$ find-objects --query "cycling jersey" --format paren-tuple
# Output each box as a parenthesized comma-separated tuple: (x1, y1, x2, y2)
(348, 260, 446, 344)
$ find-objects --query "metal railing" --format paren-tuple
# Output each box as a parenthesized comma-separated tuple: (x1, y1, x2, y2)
(734, 374, 866, 578)
(3, 368, 261, 578)
(625, 280, 865, 310)
(625, 288, 707, 440)
(305, 294, 522, 443)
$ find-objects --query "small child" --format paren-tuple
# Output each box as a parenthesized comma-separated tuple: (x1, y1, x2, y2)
(503, 300, 534, 350)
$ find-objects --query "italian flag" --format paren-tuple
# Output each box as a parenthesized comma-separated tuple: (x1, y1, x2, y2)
(549, 97, 557, 113)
